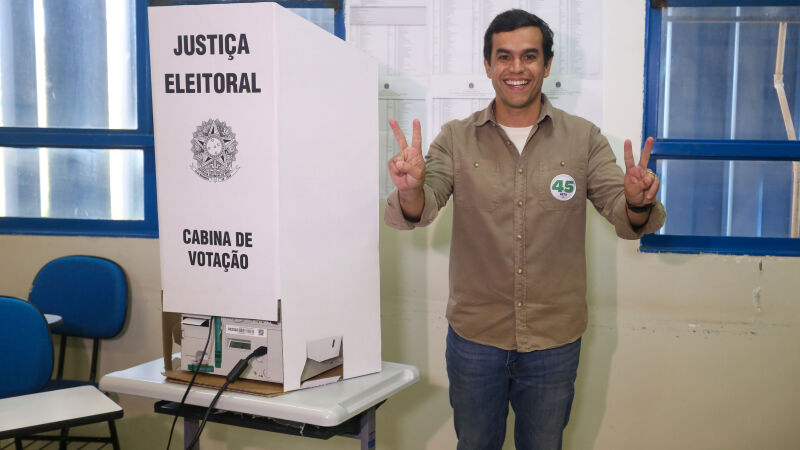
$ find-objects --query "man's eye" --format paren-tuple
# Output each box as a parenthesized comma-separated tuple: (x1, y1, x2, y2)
(525, 54, 536, 61)
(498, 54, 509, 60)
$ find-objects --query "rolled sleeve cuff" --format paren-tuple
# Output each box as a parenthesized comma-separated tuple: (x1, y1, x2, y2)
(613, 197, 667, 239)
(384, 186, 441, 230)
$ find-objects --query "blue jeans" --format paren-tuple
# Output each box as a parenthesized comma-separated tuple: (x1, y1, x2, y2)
(446, 326, 581, 450)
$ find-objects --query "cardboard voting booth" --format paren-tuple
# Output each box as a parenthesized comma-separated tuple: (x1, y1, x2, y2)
(148, 2, 380, 392)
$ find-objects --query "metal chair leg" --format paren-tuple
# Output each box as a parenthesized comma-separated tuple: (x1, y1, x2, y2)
(90, 338, 100, 384)
(109, 419, 121, 450)
(57, 335, 67, 379)
(59, 427, 69, 450)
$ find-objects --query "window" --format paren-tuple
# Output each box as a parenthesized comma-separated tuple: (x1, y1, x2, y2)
(643, 1, 800, 256)
(0, 0, 155, 236)
(0, 0, 343, 238)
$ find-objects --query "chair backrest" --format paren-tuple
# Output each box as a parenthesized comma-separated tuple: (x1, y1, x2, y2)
(0, 296, 53, 398)
(29, 256, 128, 339)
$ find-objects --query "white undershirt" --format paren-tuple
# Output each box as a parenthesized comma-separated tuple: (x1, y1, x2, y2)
(499, 124, 533, 154)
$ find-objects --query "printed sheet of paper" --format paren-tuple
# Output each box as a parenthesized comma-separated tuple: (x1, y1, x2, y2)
(348, 3, 427, 76)
(429, 75, 494, 140)
(348, 2, 428, 197)
(378, 77, 427, 198)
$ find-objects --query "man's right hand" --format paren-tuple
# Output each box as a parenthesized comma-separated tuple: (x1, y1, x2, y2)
(388, 119, 425, 220)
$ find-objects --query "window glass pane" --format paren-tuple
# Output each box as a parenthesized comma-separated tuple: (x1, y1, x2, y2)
(0, 147, 144, 220)
(659, 7, 800, 140)
(289, 8, 335, 35)
(0, 1, 138, 129)
(656, 159, 795, 238)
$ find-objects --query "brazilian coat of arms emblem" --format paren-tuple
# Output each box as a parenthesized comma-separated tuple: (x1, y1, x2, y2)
(191, 119, 240, 182)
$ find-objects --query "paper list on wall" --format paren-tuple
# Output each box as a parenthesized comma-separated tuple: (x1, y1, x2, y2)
(429, 75, 495, 138)
(378, 77, 427, 198)
(431, 0, 520, 74)
(527, 0, 603, 79)
(543, 77, 603, 126)
(348, 5, 427, 76)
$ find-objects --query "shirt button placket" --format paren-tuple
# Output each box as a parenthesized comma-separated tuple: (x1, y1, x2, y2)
(514, 160, 526, 332)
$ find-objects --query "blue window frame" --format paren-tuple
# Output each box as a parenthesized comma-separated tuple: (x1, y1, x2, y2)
(0, 0, 156, 237)
(642, 0, 800, 256)
(0, 0, 343, 238)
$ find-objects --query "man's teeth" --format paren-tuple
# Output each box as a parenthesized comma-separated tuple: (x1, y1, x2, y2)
(505, 80, 529, 86)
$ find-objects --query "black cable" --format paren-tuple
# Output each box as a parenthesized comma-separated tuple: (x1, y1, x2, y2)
(186, 346, 268, 449)
(165, 317, 214, 450)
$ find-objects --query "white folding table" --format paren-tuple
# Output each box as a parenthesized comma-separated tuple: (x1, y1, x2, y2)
(99, 357, 419, 449)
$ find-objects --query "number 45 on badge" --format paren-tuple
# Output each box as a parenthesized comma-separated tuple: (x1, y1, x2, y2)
(550, 174, 576, 201)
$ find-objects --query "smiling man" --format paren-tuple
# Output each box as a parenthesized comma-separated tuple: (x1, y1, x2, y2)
(385, 9, 665, 450)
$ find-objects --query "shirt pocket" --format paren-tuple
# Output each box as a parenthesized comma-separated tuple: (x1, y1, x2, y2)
(536, 166, 587, 211)
(454, 159, 500, 212)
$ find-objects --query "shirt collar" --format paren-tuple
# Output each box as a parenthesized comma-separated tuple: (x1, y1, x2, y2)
(476, 94, 554, 127)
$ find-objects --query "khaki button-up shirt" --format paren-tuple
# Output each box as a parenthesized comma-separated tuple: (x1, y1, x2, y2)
(385, 97, 666, 352)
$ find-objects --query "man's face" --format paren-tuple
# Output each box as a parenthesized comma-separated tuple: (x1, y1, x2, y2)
(484, 26, 552, 114)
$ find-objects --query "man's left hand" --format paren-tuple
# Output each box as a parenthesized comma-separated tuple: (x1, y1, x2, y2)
(623, 137, 659, 207)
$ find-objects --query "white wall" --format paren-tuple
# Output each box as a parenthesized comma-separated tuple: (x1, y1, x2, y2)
(1, 1, 799, 449)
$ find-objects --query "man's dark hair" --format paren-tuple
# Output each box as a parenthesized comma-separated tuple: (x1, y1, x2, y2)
(483, 9, 554, 65)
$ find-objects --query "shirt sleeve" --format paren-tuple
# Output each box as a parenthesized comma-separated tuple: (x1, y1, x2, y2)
(384, 123, 455, 230)
(585, 126, 666, 240)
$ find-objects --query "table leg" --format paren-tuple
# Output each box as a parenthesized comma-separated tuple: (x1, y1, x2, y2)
(357, 407, 376, 450)
(184, 417, 200, 450)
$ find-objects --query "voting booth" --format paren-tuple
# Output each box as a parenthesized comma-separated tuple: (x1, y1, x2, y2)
(148, 2, 380, 392)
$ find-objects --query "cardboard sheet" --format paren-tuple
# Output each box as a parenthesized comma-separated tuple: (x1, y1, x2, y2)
(163, 365, 343, 397)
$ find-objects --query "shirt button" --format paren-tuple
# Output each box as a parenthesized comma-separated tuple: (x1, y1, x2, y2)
(517, 168, 523, 174)
(560, 161, 566, 167)
(516, 234, 522, 240)
(517, 200, 523, 207)
(517, 301, 523, 307)
(473, 162, 479, 168)
(517, 268, 523, 274)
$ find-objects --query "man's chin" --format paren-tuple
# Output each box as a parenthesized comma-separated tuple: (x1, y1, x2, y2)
(498, 96, 540, 111)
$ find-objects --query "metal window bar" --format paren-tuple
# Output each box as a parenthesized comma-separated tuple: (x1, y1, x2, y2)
(725, 8, 741, 237)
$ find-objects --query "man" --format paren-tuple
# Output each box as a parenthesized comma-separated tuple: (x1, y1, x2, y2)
(385, 9, 665, 450)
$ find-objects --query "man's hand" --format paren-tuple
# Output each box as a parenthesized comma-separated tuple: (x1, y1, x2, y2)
(388, 119, 425, 221)
(623, 137, 659, 207)
(388, 119, 425, 191)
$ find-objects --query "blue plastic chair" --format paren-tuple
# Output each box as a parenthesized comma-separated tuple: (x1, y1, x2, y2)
(29, 255, 128, 384)
(0, 295, 123, 449)
(0, 296, 53, 399)
(27, 255, 127, 449)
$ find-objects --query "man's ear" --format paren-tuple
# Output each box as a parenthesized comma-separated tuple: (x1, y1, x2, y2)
(484, 58, 491, 77)
(544, 57, 553, 78)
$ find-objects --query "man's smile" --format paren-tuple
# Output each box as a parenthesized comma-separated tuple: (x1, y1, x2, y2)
(504, 79, 530, 87)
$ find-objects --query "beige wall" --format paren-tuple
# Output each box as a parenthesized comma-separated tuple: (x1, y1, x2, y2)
(2, 1, 799, 448)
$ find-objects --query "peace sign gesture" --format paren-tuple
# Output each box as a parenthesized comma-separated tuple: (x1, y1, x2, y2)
(388, 119, 425, 192)
(623, 137, 660, 208)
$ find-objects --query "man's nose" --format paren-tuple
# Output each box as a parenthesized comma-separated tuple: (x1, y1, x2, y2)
(510, 57, 524, 72)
